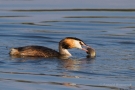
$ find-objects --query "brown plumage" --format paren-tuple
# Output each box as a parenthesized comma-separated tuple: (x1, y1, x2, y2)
(10, 46, 59, 57)
(86, 47, 96, 58)
(9, 37, 89, 58)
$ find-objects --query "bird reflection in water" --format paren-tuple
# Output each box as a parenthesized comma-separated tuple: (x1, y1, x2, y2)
(10, 55, 95, 71)
(60, 57, 95, 71)
(9, 55, 95, 88)
(57, 57, 95, 88)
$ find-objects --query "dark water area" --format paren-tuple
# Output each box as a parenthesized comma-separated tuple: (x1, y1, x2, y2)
(0, 0, 135, 90)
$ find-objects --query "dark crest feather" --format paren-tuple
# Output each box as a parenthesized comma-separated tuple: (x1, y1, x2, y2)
(65, 37, 87, 45)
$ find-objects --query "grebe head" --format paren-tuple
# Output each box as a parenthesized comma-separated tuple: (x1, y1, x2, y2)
(59, 37, 89, 56)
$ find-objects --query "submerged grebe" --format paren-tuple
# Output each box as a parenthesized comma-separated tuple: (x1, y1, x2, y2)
(9, 37, 89, 58)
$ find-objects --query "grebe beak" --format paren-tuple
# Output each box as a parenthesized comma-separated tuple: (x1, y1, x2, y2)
(81, 44, 90, 52)
(79, 41, 90, 52)
(82, 48, 88, 52)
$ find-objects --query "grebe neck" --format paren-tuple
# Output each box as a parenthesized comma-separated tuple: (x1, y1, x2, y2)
(59, 45, 72, 57)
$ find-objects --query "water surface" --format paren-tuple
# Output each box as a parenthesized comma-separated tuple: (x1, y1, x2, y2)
(0, 0, 135, 90)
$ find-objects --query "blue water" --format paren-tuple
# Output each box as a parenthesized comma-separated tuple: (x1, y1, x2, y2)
(0, 0, 135, 90)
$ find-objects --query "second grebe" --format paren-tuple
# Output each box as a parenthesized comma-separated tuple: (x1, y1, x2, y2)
(9, 37, 89, 58)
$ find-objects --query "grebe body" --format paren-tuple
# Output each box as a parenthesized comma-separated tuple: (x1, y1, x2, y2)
(9, 37, 89, 58)
(10, 46, 59, 57)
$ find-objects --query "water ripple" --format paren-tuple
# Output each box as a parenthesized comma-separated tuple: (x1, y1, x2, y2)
(0, 2, 135, 90)
(10, 8, 135, 12)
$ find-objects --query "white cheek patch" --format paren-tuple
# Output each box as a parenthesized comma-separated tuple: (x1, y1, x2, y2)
(74, 41, 82, 49)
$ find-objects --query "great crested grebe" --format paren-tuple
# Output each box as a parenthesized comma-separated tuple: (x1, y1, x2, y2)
(9, 37, 90, 58)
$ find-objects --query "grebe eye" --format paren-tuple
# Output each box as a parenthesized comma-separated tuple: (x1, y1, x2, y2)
(79, 42, 83, 45)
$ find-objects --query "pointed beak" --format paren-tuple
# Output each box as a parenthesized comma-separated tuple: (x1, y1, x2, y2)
(81, 44, 90, 52)
(82, 48, 88, 52)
